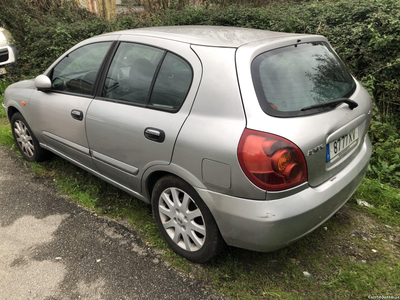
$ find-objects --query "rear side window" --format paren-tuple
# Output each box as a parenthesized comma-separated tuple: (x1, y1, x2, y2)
(149, 52, 192, 111)
(102, 42, 164, 105)
(102, 42, 193, 112)
(252, 42, 356, 117)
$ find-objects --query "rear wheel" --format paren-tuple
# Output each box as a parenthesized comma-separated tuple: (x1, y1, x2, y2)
(152, 175, 225, 263)
(11, 113, 49, 162)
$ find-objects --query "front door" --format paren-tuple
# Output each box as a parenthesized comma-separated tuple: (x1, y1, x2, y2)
(30, 41, 113, 168)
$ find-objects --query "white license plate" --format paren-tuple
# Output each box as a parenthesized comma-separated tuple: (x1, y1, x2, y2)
(0, 67, 6, 75)
(326, 127, 359, 162)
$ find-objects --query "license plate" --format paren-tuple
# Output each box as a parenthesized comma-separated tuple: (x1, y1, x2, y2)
(0, 67, 6, 75)
(326, 127, 359, 162)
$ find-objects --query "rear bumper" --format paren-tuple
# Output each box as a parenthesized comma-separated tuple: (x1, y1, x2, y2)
(196, 135, 372, 252)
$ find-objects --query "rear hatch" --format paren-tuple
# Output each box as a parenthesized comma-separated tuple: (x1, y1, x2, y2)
(236, 35, 372, 188)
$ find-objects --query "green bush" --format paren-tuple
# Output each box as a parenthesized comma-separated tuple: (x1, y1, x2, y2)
(150, 0, 400, 187)
(154, 0, 400, 120)
(368, 120, 400, 186)
(0, 78, 8, 118)
(0, 0, 112, 78)
(1, 0, 399, 187)
(2, 0, 399, 113)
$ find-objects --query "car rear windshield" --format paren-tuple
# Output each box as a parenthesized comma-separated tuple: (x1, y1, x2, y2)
(251, 42, 356, 117)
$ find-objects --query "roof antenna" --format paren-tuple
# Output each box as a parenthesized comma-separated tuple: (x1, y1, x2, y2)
(132, 12, 150, 29)
(132, 20, 141, 29)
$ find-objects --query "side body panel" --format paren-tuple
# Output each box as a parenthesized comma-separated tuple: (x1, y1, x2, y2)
(172, 45, 264, 199)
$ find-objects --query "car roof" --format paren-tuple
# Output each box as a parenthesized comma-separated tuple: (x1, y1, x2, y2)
(106, 26, 307, 48)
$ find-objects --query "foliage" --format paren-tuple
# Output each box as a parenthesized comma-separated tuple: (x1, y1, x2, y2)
(148, 0, 400, 188)
(153, 0, 400, 122)
(368, 120, 400, 186)
(352, 177, 400, 223)
(142, 0, 276, 11)
(2, 0, 400, 119)
(0, 78, 8, 96)
(0, 0, 112, 78)
(0, 79, 14, 145)
(0, 79, 8, 119)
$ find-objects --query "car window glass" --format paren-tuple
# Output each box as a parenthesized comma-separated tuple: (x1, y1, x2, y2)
(102, 42, 164, 105)
(252, 42, 356, 117)
(50, 42, 112, 95)
(149, 52, 193, 111)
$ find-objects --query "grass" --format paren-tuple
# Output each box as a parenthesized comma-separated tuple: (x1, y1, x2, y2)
(35, 156, 166, 248)
(0, 80, 14, 146)
(1, 79, 399, 299)
(350, 178, 400, 226)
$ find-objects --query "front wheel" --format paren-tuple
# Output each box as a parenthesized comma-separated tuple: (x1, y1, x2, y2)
(11, 113, 49, 162)
(152, 176, 225, 263)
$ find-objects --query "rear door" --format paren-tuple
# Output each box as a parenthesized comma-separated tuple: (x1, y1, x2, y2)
(236, 36, 372, 187)
(85, 37, 202, 193)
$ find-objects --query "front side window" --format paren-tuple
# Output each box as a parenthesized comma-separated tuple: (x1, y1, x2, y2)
(50, 42, 112, 95)
(252, 42, 356, 117)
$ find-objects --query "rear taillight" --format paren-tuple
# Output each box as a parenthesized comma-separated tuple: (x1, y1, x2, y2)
(238, 129, 307, 191)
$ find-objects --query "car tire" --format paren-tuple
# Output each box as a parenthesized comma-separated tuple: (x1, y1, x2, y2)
(11, 113, 49, 162)
(152, 175, 225, 263)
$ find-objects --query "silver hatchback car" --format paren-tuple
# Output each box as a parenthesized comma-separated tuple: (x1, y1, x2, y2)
(3, 26, 372, 263)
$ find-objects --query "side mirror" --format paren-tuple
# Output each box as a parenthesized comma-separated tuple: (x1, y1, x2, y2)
(34, 75, 51, 91)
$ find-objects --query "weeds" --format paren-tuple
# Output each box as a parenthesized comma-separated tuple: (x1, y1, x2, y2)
(0, 80, 13, 145)
(368, 120, 400, 187)
(0, 79, 8, 119)
(350, 178, 400, 225)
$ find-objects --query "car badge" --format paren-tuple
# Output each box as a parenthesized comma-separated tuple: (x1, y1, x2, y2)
(307, 144, 324, 156)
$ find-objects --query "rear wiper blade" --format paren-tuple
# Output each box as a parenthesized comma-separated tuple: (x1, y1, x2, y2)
(301, 98, 358, 111)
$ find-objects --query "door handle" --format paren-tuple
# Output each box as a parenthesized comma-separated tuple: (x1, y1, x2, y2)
(144, 127, 165, 143)
(71, 109, 83, 121)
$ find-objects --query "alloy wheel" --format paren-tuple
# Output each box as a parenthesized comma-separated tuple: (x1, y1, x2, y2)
(13, 120, 35, 158)
(158, 187, 206, 252)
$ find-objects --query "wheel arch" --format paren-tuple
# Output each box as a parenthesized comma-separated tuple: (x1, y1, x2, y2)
(149, 170, 226, 262)
(143, 164, 208, 205)
(145, 170, 170, 202)
(6, 105, 21, 122)
(143, 165, 226, 241)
